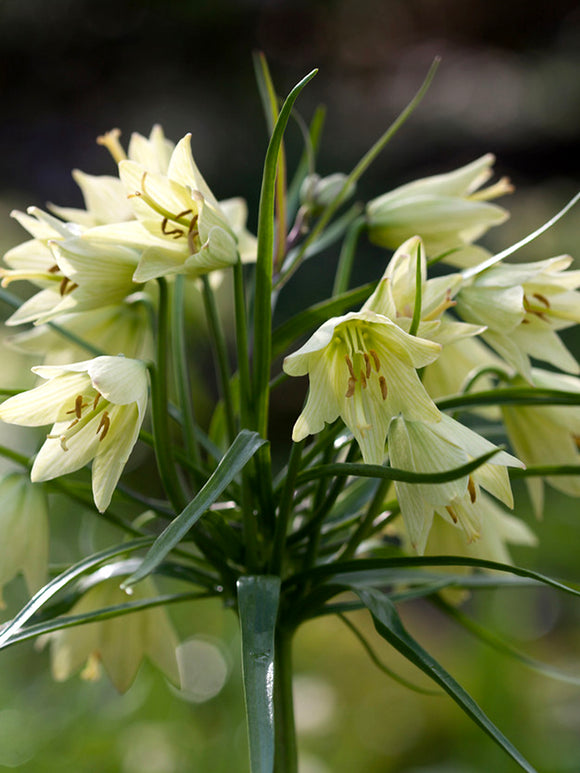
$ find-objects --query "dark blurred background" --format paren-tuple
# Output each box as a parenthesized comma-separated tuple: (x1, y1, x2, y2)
(0, 1, 579, 772)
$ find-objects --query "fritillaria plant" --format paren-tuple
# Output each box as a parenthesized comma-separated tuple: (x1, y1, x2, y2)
(0, 56, 579, 773)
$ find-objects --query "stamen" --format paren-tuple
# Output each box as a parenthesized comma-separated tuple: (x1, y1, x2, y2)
(47, 432, 68, 451)
(359, 369, 367, 389)
(65, 394, 87, 419)
(363, 353, 371, 379)
(96, 411, 110, 441)
(96, 128, 127, 164)
(369, 349, 381, 371)
(161, 217, 185, 239)
(48, 264, 61, 274)
(93, 393, 101, 410)
(533, 292, 551, 308)
(345, 355, 356, 380)
(67, 418, 79, 430)
(468, 475, 477, 503)
(379, 376, 388, 400)
(445, 505, 458, 524)
(345, 377, 357, 398)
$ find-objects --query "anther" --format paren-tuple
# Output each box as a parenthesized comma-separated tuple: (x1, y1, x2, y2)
(345, 355, 356, 380)
(359, 369, 367, 389)
(445, 505, 458, 524)
(65, 394, 87, 419)
(96, 411, 110, 441)
(161, 217, 184, 239)
(93, 393, 101, 410)
(379, 376, 388, 400)
(533, 292, 551, 308)
(345, 377, 357, 398)
(48, 264, 61, 274)
(369, 349, 381, 371)
(468, 475, 477, 503)
(363, 353, 371, 379)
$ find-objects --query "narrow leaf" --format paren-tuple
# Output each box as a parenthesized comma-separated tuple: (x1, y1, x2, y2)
(238, 575, 281, 773)
(296, 447, 502, 486)
(357, 587, 537, 773)
(0, 538, 153, 648)
(125, 430, 266, 587)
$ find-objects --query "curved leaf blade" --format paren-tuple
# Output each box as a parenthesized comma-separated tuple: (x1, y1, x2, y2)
(357, 587, 537, 773)
(238, 575, 281, 773)
(125, 430, 266, 587)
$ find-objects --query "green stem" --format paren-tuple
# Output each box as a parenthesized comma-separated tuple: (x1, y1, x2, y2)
(172, 275, 201, 472)
(274, 628, 297, 773)
(149, 278, 188, 513)
(0, 444, 30, 469)
(332, 216, 366, 296)
(270, 439, 305, 575)
(201, 274, 236, 444)
(338, 478, 391, 561)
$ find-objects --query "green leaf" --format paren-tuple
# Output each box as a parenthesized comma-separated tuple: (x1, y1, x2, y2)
(124, 430, 267, 587)
(434, 596, 580, 687)
(295, 447, 502, 486)
(437, 387, 580, 411)
(238, 575, 281, 773)
(253, 68, 318, 441)
(0, 537, 153, 649)
(1, 592, 207, 650)
(286, 555, 580, 599)
(272, 282, 375, 358)
(357, 587, 537, 773)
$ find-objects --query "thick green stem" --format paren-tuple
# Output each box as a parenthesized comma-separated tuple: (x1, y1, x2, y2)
(149, 278, 188, 513)
(274, 628, 297, 773)
(172, 275, 201, 472)
(201, 274, 236, 444)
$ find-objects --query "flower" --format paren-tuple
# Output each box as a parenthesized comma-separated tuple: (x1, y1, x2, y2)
(366, 154, 512, 267)
(456, 255, 580, 379)
(500, 369, 580, 517)
(0, 474, 48, 607)
(388, 414, 524, 553)
(44, 571, 180, 693)
(0, 356, 148, 512)
(84, 134, 256, 281)
(283, 305, 441, 465)
(1, 208, 141, 327)
(7, 299, 153, 365)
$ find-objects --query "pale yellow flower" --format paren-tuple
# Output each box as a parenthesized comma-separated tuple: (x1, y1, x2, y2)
(0, 356, 148, 512)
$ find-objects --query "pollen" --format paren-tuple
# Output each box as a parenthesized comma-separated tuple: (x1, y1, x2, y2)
(379, 376, 388, 400)
(468, 475, 477, 503)
(369, 349, 381, 371)
(96, 411, 111, 441)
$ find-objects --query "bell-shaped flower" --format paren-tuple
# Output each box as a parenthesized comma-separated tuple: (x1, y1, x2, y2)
(0, 356, 148, 512)
(7, 299, 153, 365)
(83, 134, 256, 281)
(388, 414, 524, 553)
(44, 571, 179, 693)
(283, 306, 441, 465)
(456, 255, 580, 379)
(366, 155, 512, 267)
(0, 474, 49, 607)
(501, 369, 580, 517)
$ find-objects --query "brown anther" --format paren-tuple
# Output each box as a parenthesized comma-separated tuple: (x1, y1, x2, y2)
(533, 292, 551, 309)
(175, 209, 193, 221)
(66, 418, 79, 430)
(96, 410, 110, 441)
(369, 349, 381, 372)
(161, 217, 185, 239)
(59, 276, 70, 296)
(379, 376, 388, 401)
(345, 377, 357, 398)
(445, 505, 458, 524)
(363, 353, 372, 379)
(359, 369, 368, 389)
(48, 264, 61, 274)
(345, 355, 356, 380)
(468, 475, 477, 504)
(65, 394, 87, 419)
(93, 393, 101, 410)
(523, 294, 547, 320)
